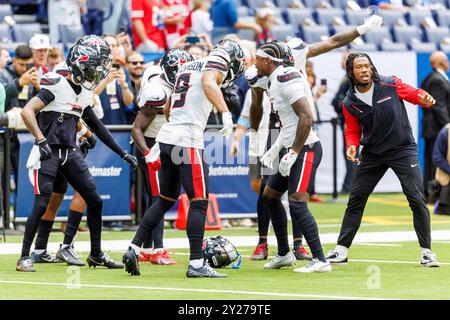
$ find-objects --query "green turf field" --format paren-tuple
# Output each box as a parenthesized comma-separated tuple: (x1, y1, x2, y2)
(1, 194, 450, 300)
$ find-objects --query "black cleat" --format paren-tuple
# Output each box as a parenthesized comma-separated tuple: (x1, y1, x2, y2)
(56, 244, 86, 266)
(186, 262, 227, 278)
(123, 247, 140, 276)
(31, 250, 63, 263)
(86, 252, 124, 269)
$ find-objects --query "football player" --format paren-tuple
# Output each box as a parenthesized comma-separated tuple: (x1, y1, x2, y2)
(122, 39, 245, 278)
(132, 48, 194, 265)
(17, 43, 138, 272)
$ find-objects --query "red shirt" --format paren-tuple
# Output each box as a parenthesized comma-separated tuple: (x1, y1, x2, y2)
(161, 0, 191, 35)
(131, 0, 166, 49)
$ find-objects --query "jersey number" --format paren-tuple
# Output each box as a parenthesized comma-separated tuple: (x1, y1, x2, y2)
(172, 73, 191, 109)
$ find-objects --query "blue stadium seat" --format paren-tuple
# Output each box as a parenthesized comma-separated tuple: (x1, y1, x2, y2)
(316, 8, 345, 25)
(286, 8, 313, 28)
(247, 0, 273, 8)
(425, 27, 450, 44)
(238, 28, 256, 41)
(0, 4, 12, 22)
(436, 10, 450, 27)
(0, 23, 12, 42)
(301, 25, 329, 43)
(330, 0, 349, 9)
(270, 24, 295, 41)
(379, 10, 405, 27)
(332, 25, 357, 35)
(379, 42, 408, 51)
(276, 0, 293, 8)
(363, 26, 391, 45)
(238, 6, 249, 17)
(393, 25, 422, 43)
(346, 9, 370, 25)
(440, 42, 450, 53)
(304, 0, 330, 8)
(59, 24, 84, 47)
(410, 42, 437, 53)
(407, 9, 433, 27)
(349, 42, 378, 51)
(12, 23, 42, 43)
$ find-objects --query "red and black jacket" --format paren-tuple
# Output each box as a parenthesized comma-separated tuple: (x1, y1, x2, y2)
(343, 75, 430, 161)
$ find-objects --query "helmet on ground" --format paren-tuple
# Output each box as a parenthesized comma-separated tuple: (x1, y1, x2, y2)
(202, 236, 239, 268)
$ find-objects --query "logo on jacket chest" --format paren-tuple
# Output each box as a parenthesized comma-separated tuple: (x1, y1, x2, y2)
(376, 96, 392, 104)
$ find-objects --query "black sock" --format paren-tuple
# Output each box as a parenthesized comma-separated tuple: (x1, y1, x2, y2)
(257, 195, 270, 244)
(63, 210, 83, 246)
(152, 217, 165, 249)
(21, 195, 50, 257)
(82, 191, 103, 257)
(35, 219, 54, 251)
(132, 197, 174, 248)
(264, 196, 289, 256)
(290, 209, 303, 244)
(293, 239, 302, 248)
(289, 201, 325, 262)
(186, 200, 208, 260)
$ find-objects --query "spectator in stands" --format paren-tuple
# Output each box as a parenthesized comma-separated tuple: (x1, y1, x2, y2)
(0, 45, 39, 187)
(421, 51, 450, 202)
(117, 31, 134, 67)
(0, 48, 11, 71)
(47, 47, 64, 72)
(161, 0, 191, 48)
(173, 33, 214, 59)
(83, 0, 108, 36)
(191, 0, 213, 38)
(433, 124, 450, 215)
(29, 34, 51, 77)
(255, 7, 275, 48)
(332, 50, 355, 194)
(94, 35, 134, 125)
(131, 0, 166, 52)
(126, 51, 145, 122)
(210, 0, 263, 44)
(48, 0, 85, 43)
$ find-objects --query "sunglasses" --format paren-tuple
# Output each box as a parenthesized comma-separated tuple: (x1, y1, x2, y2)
(129, 61, 144, 66)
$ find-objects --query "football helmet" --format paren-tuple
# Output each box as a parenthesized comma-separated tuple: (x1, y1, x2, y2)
(271, 40, 294, 67)
(66, 44, 109, 90)
(210, 39, 246, 88)
(160, 48, 194, 86)
(74, 35, 112, 71)
(202, 236, 240, 268)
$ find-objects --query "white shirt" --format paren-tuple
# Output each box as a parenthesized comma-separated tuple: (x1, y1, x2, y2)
(355, 83, 374, 107)
(191, 9, 213, 37)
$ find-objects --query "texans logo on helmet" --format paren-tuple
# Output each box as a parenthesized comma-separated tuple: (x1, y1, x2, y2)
(77, 55, 89, 63)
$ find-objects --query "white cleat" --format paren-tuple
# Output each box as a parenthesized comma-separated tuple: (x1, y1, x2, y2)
(293, 258, 332, 273)
(263, 252, 296, 269)
(421, 250, 441, 267)
(325, 249, 348, 265)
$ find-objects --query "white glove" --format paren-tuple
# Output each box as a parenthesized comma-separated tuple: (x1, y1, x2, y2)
(260, 146, 280, 169)
(144, 142, 161, 171)
(279, 149, 298, 177)
(357, 15, 383, 35)
(248, 130, 259, 157)
(220, 112, 234, 138)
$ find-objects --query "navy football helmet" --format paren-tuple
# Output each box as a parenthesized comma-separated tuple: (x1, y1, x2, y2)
(210, 39, 246, 88)
(202, 236, 239, 268)
(160, 48, 194, 85)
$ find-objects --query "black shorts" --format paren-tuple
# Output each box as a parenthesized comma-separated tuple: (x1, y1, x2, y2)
(267, 141, 322, 196)
(135, 137, 160, 197)
(157, 142, 209, 200)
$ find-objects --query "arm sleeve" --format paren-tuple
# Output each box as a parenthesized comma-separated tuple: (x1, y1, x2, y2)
(423, 78, 449, 128)
(433, 128, 450, 175)
(81, 106, 127, 158)
(393, 76, 428, 107)
(35, 88, 55, 105)
(343, 103, 362, 149)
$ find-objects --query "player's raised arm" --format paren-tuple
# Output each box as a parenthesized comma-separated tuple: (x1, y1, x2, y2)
(307, 15, 383, 58)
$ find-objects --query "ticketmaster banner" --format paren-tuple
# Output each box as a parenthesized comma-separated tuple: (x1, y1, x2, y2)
(15, 132, 132, 222)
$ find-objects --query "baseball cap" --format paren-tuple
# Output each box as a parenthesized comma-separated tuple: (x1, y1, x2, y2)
(29, 34, 51, 50)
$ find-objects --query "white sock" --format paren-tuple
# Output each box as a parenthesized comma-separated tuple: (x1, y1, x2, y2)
(141, 248, 153, 254)
(61, 244, 70, 249)
(336, 245, 349, 257)
(421, 248, 432, 255)
(130, 244, 141, 256)
(153, 248, 164, 253)
(33, 249, 45, 255)
(189, 259, 204, 269)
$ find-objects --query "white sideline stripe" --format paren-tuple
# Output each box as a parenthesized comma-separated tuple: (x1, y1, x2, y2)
(2, 230, 450, 255)
(352, 243, 402, 247)
(0, 280, 401, 300)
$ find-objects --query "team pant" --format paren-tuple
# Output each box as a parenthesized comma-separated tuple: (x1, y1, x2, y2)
(337, 154, 431, 249)
(423, 138, 436, 201)
(132, 142, 209, 260)
(21, 146, 103, 257)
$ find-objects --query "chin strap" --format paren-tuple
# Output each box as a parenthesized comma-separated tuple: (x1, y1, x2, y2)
(231, 253, 242, 269)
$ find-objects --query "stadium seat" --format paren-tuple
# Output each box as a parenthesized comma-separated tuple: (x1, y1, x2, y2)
(276, 0, 293, 8)
(346, 9, 370, 25)
(59, 24, 85, 47)
(238, 6, 249, 17)
(304, 0, 330, 8)
(440, 42, 450, 53)
(436, 10, 450, 27)
(407, 9, 433, 27)
(349, 42, 378, 51)
(380, 42, 408, 51)
(316, 8, 345, 25)
(247, 0, 273, 8)
(0, 23, 12, 42)
(0, 4, 12, 22)
(379, 10, 405, 27)
(363, 26, 392, 45)
(237, 28, 256, 41)
(425, 27, 450, 44)
(410, 42, 437, 53)
(330, 0, 350, 9)
(332, 25, 357, 35)
(286, 8, 313, 28)
(393, 25, 422, 44)
(301, 25, 329, 43)
(12, 23, 42, 43)
(270, 24, 295, 41)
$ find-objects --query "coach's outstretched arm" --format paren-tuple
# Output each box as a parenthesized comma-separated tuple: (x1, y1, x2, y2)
(307, 15, 383, 58)
(82, 106, 138, 168)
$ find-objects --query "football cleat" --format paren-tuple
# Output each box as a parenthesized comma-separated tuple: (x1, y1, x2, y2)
(186, 262, 227, 278)
(421, 250, 441, 267)
(31, 250, 63, 263)
(250, 243, 269, 260)
(149, 250, 176, 265)
(56, 244, 86, 266)
(16, 257, 36, 272)
(123, 246, 141, 276)
(263, 252, 296, 269)
(293, 258, 332, 273)
(325, 249, 348, 265)
(293, 245, 312, 261)
(139, 250, 152, 262)
(87, 252, 124, 269)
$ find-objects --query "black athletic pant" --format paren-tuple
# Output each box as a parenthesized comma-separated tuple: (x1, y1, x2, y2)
(337, 154, 431, 249)
(423, 138, 436, 201)
(21, 146, 103, 257)
(134, 137, 165, 249)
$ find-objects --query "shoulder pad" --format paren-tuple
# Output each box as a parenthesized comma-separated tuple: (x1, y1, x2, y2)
(205, 56, 229, 73)
(53, 62, 70, 76)
(40, 72, 63, 86)
(139, 84, 167, 109)
(287, 37, 308, 51)
(245, 64, 269, 89)
(277, 67, 302, 83)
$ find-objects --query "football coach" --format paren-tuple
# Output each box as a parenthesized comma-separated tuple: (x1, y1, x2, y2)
(326, 53, 441, 267)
